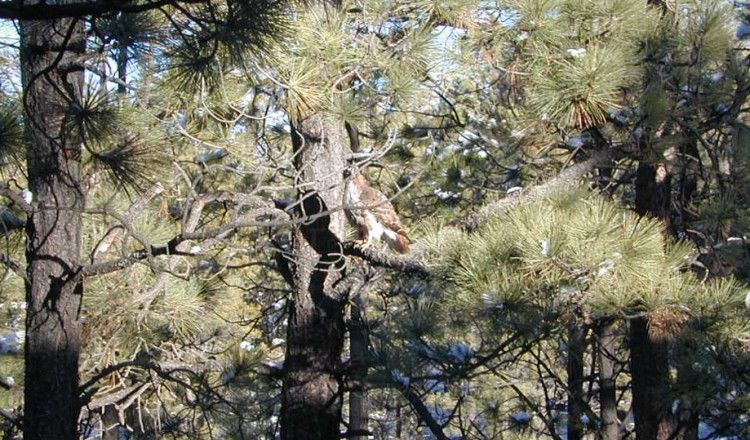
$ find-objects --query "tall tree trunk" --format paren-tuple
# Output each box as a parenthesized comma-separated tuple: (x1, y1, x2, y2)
(597, 320, 619, 440)
(566, 323, 587, 440)
(20, 15, 86, 440)
(280, 114, 349, 440)
(629, 317, 676, 440)
(348, 281, 370, 440)
(631, 160, 679, 440)
(117, 35, 128, 95)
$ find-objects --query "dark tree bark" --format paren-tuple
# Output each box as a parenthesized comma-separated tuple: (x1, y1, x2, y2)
(348, 279, 370, 440)
(20, 13, 86, 440)
(280, 114, 349, 440)
(597, 320, 619, 440)
(566, 323, 587, 440)
(631, 160, 679, 440)
(628, 317, 676, 440)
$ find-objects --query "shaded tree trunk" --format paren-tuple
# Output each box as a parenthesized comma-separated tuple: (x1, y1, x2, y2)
(20, 14, 86, 440)
(597, 320, 619, 440)
(629, 317, 676, 440)
(566, 323, 587, 440)
(348, 280, 370, 440)
(280, 115, 349, 440)
(631, 160, 680, 440)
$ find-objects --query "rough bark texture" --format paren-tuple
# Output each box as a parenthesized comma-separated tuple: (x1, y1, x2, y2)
(597, 320, 619, 440)
(280, 115, 349, 440)
(20, 14, 86, 440)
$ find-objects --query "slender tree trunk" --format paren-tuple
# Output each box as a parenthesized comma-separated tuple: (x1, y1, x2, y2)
(566, 323, 587, 440)
(20, 14, 86, 440)
(280, 115, 349, 440)
(349, 281, 370, 439)
(117, 37, 128, 95)
(597, 320, 619, 440)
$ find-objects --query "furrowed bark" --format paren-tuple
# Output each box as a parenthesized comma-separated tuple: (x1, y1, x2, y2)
(280, 114, 349, 440)
(20, 13, 86, 440)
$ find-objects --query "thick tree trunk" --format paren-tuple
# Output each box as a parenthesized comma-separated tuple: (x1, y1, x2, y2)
(280, 115, 349, 440)
(566, 323, 586, 440)
(629, 317, 676, 440)
(631, 161, 679, 440)
(597, 320, 619, 440)
(20, 15, 86, 440)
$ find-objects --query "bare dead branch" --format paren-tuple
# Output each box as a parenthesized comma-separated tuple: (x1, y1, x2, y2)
(457, 149, 618, 231)
(0, 407, 21, 431)
(342, 241, 429, 276)
(82, 382, 150, 411)
(90, 183, 164, 263)
(0, 182, 32, 214)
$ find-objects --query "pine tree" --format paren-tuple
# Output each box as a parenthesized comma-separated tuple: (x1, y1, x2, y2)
(0, 1, 287, 438)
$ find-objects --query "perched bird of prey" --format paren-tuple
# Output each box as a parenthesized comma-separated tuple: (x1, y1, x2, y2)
(344, 172, 410, 254)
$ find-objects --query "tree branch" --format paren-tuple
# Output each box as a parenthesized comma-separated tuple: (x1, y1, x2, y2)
(399, 383, 450, 440)
(90, 183, 164, 263)
(457, 149, 619, 231)
(0, 0, 205, 20)
(0, 182, 32, 214)
(81, 191, 289, 277)
(342, 241, 429, 276)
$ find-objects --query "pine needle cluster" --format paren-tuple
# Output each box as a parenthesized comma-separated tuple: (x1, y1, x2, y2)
(426, 186, 745, 332)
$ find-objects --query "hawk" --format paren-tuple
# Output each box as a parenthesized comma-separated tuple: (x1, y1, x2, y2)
(344, 173, 410, 254)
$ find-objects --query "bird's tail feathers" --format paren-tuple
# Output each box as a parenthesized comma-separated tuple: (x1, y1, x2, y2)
(385, 233, 410, 254)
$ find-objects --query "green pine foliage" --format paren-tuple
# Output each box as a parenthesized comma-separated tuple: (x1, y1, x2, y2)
(415, 186, 750, 436)
(427, 187, 739, 324)
(3, 0, 750, 437)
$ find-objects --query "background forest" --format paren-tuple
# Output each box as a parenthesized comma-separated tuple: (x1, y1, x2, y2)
(0, 0, 749, 439)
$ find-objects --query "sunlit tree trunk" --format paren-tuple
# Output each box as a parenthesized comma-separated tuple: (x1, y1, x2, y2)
(280, 114, 349, 439)
(20, 13, 86, 440)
